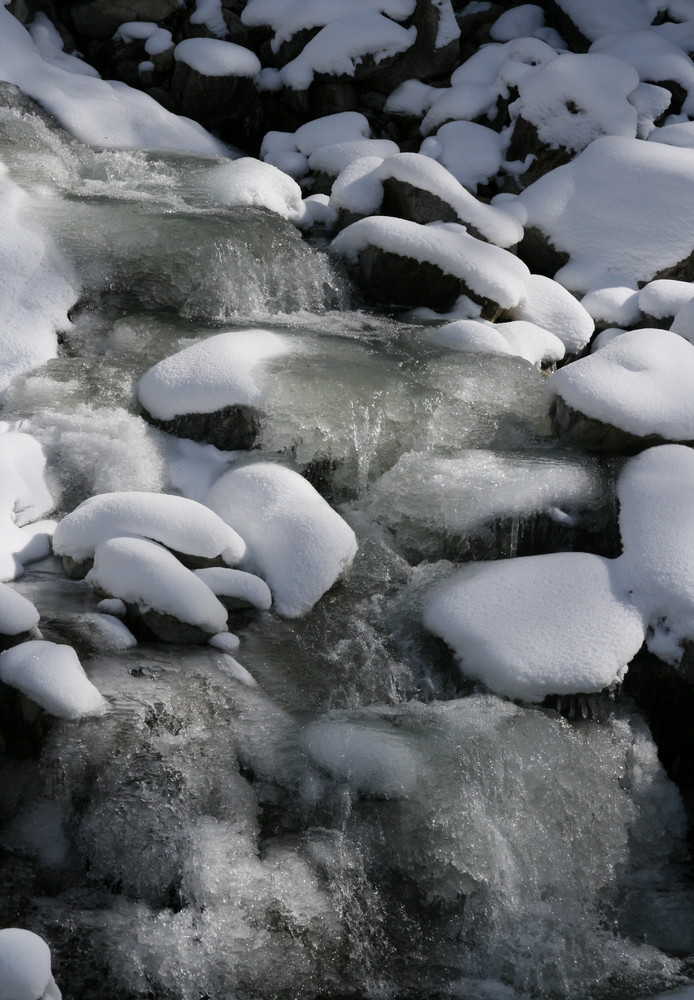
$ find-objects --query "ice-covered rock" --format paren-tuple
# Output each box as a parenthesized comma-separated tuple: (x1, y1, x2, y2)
(0, 927, 61, 1000)
(547, 328, 694, 448)
(331, 217, 530, 315)
(424, 552, 646, 701)
(206, 462, 357, 617)
(0, 640, 106, 719)
(87, 536, 229, 641)
(138, 328, 293, 449)
(52, 491, 246, 573)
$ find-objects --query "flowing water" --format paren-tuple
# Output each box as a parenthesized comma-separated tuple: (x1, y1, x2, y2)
(1, 95, 694, 1000)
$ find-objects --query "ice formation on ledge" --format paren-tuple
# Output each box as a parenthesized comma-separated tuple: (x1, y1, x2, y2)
(52, 491, 246, 567)
(0, 927, 61, 1000)
(138, 329, 292, 422)
(87, 537, 229, 635)
(424, 553, 646, 702)
(546, 328, 694, 440)
(206, 462, 358, 617)
(0, 640, 107, 719)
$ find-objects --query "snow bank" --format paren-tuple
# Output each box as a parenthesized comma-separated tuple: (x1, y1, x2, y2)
(546, 328, 694, 440)
(138, 329, 292, 422)
(0, 927, 61, 1000)
(331, 217, 530, 310)
(29, 12, 99, 77)
(431, 318, 564, 365)
(0, 640, 107, 719)
(206, 462, 357, 617)
(202, 158, 307, 223)
(173, 38, 261, 77)
(52, 491, 246, 566)
(0, 7, 227, 154)
(511, 53, 639, 152)
(194, 567, 272, 610)
(518, 136, 694, 290)
(378, 153, 523, 247)
(87, 537, 229, 634)
(581, 286, 641, 328)
(423, 553, 646, 701)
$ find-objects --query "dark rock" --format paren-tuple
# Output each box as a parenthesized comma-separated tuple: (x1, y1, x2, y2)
(456, 2, 504, 62)
(381, 176, 460, 226)
(650, 244, 694, 284)
(121, 604, 217, 644)
(549, 395, 690, 452)
(141, 402, 262, 450)
(373, 0, 461, 92)
(0, 681, 49, 758)
(504, 116, 573, 187)
(171, 60, 257, 133)
(60, 555, 94, 580)
(68, 0, 179, 38)
(515, 225, 570, 278)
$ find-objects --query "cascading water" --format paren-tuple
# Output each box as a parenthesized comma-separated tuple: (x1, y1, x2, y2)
(1, 93, 694, 1000)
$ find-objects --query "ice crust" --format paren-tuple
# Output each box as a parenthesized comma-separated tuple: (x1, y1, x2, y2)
(0, 639, 107, 719)
(0, 927, 61, 1000)
(52, 491, 246, 566)
(206, 462, 358, 617)
(138, 329, 292, 421)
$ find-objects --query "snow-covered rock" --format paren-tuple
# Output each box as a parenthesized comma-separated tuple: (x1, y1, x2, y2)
(0, 927, 61, 1000)
(639, 279, 694, 325)
(431, 318, 564, 366)
(0, 582, 40, 646)
(419, 121, 504, 193)
(0, 640, 107, 719)
(52, 491, 246, 571)
(194, 567, 272, 611)
(0, 430, 55, 581)
(507, 272, 595, 354)
(206, 462, 357, 617)
(423, 552, 646, 701)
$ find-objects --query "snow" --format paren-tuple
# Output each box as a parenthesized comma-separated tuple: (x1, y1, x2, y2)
(629, 82, 673, 139)
(649, 121, 694, 149)
(385, 79, 440, 118)
(581, 287, 642, 328)
(0, 430, 55, 582)
(52, 491, 246, 566)
(0, 173, 77, 398)
(510, 53, 639, 153)
(546, 328, 694, 440)
(592, 29, 694, 117)
(616, 445, 694, 661)
(194, 567, 273, 610)
(209, 631, 241, 653)
(0, 582, 40, 637)
(202, 158, 307, 223)
(294, 112, 371, 155)
(670, 299, 694, 343)
(205, 462, 357, 617)
(301, 717, 419, 797)
(29, 12, 99, 77)
(308, 138, 399, 176)
(554, 0, 655, 41)
(240, 0, 416, 49)
(431, 318, 564, 365)
(331, 217, 530, 310)
(509, 273, 594, 354)
(518, 136, 694, 291)
(279, 14, 417, 91)
(432, 0, 460, 49)
(0, 640, 107, 719)
(87, 536, 229, 634)
(639, 279, 694, 320)
(190, 0, 227, 38)
(420, 121, 504, 193)
(0, 928, 61, 1000)
(377, 153, 523, 247)
(423, 552, 646, 701)
(0, 8, 228, 154)
(113, 22, 173, 57)
(329, 156, 385, 216)
(490, 5, 544, 42)
(138, 328, 292, 421)
(173, 38, 261, 78)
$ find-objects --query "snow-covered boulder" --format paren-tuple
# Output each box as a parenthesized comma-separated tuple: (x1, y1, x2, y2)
(506, 272, 595, 354)
(194, 567, 272, 611)
(547, 328, 694, 450)
(0, 927, 61, 1000)
(431, 318, 565, 366)
(205, 462, 357, 617)
(87, 536, 229, 643)
(423, 552, 646, 701)
(517, 136, 694, 291)
(138, 329, 293, 450)
(638, 279, 694, 328)
(330, 217, 530, 316)
(0, 640, 107, 719)
(419, 121, 504, 193)
(171, 38, 260, 131)
(202, 160, 308, 225)
(0, 582, 40, 650)
(52, 491, 246, 577)
(0, 430, 55, 582)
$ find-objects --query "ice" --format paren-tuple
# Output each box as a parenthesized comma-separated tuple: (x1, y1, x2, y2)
(205, 461, 358, 617)
(511, 53, 639, 153)
(52, 491, 246, 567)
(519, 136, 694, 291)
(0, 928, 61, 1000)
(420, 121, 504, 193)
(331, 217, 530, 309)
(138, 328, 293, 421)
(547, 328, 694, 440)
(0, 7, 227, 154)
(173, 38, 261, 77)
(0, 639, 106, 719)
(423, 552, 646, 700)
(87, 536, 229, 634)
